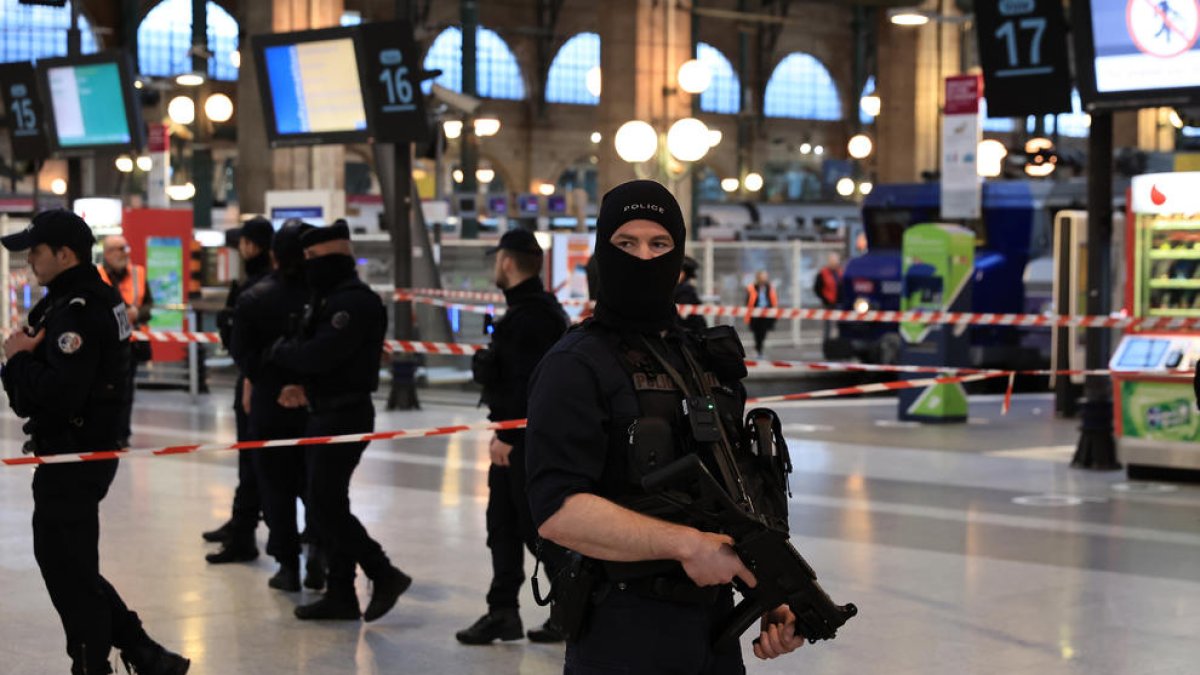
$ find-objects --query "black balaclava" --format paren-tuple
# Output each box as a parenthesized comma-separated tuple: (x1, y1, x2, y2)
(592, 180, 686, 333)
(304, 254, 357, 294)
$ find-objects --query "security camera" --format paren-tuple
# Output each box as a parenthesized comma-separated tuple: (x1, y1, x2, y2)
(430, 83, 482, 115)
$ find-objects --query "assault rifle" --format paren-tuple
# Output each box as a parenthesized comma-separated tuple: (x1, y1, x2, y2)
(642, 454, 857, 646)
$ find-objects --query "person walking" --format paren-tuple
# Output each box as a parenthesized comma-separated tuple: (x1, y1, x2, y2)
(745, 270, 778, 358)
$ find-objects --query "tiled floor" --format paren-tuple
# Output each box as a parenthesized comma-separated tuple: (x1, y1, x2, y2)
(1, 386, 1197, 674)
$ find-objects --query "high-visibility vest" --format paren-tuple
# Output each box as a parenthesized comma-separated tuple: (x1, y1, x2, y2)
(744, 283, 778, 324)
(97, 263, 147, 329)
(817, 266, 841, 307)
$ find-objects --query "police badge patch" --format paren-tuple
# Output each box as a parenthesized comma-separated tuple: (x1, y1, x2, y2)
(57, 332, 83, 354)
(331, 311, 350, 329)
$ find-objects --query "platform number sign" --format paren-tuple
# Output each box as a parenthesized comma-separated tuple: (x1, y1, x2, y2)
(0, 62, 48, 161)
(975, 0, 1072, 117)
(358, 20, 428, 144)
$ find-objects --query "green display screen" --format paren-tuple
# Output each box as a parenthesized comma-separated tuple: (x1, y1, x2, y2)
(46, 62, 131, 148)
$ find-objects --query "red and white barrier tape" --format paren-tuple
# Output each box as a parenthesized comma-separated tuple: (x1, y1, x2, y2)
(1, 419, 526, 467)
(746, 372, 1010, 404)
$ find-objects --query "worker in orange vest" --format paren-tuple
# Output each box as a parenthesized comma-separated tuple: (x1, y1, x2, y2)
(745, 270, 778, 358)
(98, 235, 153, 447)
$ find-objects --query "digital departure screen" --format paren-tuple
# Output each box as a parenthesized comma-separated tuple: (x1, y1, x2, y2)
(45, 61, 132, 148)
(1116, 337, 1170, 368)
(262, 37, 368, 137)
(1076, 0, 1200, 107)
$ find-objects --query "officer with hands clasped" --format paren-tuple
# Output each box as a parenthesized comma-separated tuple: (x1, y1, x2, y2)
(526, 181, 807, 673)
(228, 219, 322, 593)
(457, 229, 569, 645)
(1, 210, 189, 674)
(268, 221, 411, 621)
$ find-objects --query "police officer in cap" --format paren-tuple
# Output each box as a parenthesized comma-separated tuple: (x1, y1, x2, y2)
(457, 229, 568, 645)
(1, 210, 190, 674)
(203, 216, 275, 563)
(674, 255, 707, 333)
(526, 181, 806, 672)
(268, 221, 411, 621)
(229, 219, 323, 593)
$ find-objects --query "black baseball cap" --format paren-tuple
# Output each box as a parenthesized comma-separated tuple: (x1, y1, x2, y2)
(299, 220, 351, 248)
(1, 209, 96, 253)
(228, 216, 274, 251)
(485, 229, 542, 256)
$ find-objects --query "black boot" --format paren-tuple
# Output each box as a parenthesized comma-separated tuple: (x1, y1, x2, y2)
(303, 543, 326, 590)
(363, 565, 412, 622)
(205, 535, 258, 564)
(119, 641, 190, 675)
(455, 608, 524, 645)
(526, 616, 564, 643)
(294, 590, 361, 621)
(201, 520, 233, 543)
(268, 563, 301, 592)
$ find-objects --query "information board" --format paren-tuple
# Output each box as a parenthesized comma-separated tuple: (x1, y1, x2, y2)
(0, 62, 48, 160)
(35, 53, 143, 153)
(974, 0, 1072, 116)
(357, 20, 429, 144)
(1075, 0, 1200, 108)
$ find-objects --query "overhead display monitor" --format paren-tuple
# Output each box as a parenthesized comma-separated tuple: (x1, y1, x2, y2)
(1074, 0, 1200, 109)
(35, 52, 143, 154)
(253, 27, 370, 146)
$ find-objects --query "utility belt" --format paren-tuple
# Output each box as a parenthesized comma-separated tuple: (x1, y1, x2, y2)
(25, 410, 119, 456)
(599, 573, 721, 606)
(306, 391, 372, 414)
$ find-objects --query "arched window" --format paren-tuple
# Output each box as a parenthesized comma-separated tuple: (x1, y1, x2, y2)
(980, 97, 1017, 133)
(138, 0, 239, 81)
(0, 0, 98, 63)
(697, 42, 739, 114)
(764, 53, 842, 121)
(422, 27, 525, 100)
(546, 32, 599, 105)
(858, 75, 876, 125)
(1055, 89, 1090, 138)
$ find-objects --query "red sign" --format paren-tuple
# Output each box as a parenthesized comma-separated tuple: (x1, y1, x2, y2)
(944, 74, 981, 115)
(147, 123, 169, 153)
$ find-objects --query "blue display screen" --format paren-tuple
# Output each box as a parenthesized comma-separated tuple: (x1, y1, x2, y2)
(263, 38, 367, 136)
(1116, 338, 1170, 368)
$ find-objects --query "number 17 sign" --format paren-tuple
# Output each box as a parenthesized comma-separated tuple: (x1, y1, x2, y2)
(975, 0, 1073, 117)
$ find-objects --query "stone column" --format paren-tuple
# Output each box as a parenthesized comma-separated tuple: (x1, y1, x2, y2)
(596, 0, 695, 228)
(235, 0, 345, 216)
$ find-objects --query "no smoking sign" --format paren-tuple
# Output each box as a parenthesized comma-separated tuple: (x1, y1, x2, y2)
(1127, 0, 1200, 57)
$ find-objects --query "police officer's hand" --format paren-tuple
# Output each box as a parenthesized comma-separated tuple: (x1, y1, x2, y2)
(126, 306, 139, 326)
(241, 379, 253, 415)
(3, 327, 44, 360)
(678, 531, 757, 588)
(278, 384, 308, 409)
(752, 604, 805, 660)
(489, 435, 514, 466)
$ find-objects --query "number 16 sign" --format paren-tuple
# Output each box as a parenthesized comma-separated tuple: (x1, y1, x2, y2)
(359, 20, 429, 144)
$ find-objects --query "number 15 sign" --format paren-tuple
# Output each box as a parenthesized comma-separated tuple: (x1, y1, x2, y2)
(975, 0, 1073, 117)
(359, 20, 429, 145)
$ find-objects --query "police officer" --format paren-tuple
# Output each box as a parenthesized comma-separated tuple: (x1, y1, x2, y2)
(674, 255, 707, 333)
(97, 235, 153, 447)
(526, 181, 806, 672)
(268, 222, 411, 621)
(1, 210, 189, 674)
(228, 220, 321, 592)
(457, 229, 568, 645)
(203, 217, 274, 563)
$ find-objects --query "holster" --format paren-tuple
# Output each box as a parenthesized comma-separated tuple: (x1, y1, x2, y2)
(549, 551, 600, 642)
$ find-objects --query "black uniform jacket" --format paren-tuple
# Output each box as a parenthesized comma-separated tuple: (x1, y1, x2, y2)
(486, 277, 568, 446)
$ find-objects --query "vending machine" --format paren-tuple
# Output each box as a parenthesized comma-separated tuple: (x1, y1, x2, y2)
(1111, 172, 1200, 477)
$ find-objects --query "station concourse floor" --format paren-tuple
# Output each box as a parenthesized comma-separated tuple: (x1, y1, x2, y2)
(1, 386, 1198, 675)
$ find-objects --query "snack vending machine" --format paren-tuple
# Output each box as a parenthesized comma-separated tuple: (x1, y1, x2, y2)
(1111, 172, 1200, 478)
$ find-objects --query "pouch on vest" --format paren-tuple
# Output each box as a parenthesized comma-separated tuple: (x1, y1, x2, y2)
(471, 347, 500, 388)
(700, 325, 748, 381)
(739, 407, 792, 532)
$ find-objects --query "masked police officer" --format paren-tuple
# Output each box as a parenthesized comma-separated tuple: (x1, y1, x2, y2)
(203, 216, 275, 564)
(1, 210, 189, 674)
(526, 181, 807, 673)
(228, 220, 323, 593)
(268, 221, 410, 621)
(457, 229, 568, 645)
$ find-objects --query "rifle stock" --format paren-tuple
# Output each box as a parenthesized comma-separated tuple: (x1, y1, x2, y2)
(642, 455, 857, 645)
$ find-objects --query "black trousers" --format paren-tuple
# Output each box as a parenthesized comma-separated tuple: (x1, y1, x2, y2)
(250, 401, 310, 565)
(33, 460, 150, 672)
(749, 318, 775, 355)
(485, 443, 540, 610)
(228, 376, 261, 536)
(118, 358, 137, 444)
(564, 588, 744, 675)
(304, 405, 390, 592)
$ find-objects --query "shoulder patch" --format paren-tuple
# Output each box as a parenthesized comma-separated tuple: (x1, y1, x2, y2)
(57, 331, 83, 354)
(331, 310, 351, 329)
